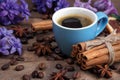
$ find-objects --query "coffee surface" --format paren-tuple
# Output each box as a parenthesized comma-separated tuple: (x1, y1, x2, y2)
(58, 15, 93, 28)
(62, 17, 83, 28)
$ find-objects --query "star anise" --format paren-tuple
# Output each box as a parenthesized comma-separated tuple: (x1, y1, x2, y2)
(95, 65, 112, 78)
(50, 70, 69, 80)
(9, 26, 28, 37)
(33, 42, 52, 56)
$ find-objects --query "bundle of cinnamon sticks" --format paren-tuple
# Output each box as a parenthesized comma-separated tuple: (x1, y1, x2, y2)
(71, 33, 120, 70)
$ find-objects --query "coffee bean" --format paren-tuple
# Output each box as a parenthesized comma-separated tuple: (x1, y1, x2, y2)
(15, 65, 24, 71)
(22, 74, 31, 80)
(1, 63, 10, 70)
(66, 58, 74, 65)
(31, 70, 38, 78)
(65, 66, 75, 72)
(38, 72, 44, 78)
(38, 63, 46, 70)
(27, 46, 35, 51)
(55, 64, 63, 70)
(9, 59, 18, 65)
(16, 56, 25, 61)
(21, 38, 28, 44)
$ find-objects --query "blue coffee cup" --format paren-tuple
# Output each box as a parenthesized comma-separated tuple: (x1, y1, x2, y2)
(52, 7, 108, 56)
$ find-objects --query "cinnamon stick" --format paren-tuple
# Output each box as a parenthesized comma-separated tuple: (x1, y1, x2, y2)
(74, 33, 120, 52)
(82, 50, 120, 67)
(106, 17, 116, 33)
(81, 40, 120, 57)
(83, 43, 120, 61)
(31, 20, 52, 31)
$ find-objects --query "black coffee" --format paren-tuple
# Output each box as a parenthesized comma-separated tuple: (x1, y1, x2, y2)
(58, 15, 93, 28)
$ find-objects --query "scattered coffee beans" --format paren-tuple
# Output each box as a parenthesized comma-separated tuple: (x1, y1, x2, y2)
(55, 64, 63, 70)
(38, 72, 44, 78)
(22, 74, 31, 80)
(15, 65, 24, 71)
(38, 63, 46, 70)
(1, 63, 10, 70)
(31, 70, 38, 78)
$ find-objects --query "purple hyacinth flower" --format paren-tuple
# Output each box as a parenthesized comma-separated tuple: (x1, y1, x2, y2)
(20, 0, 30, 20)
(0, 27, 13, 38)
(32, 0, 70, 14)
(55, 0, 69, 11)
(74, 0, 97, 12)
(0, 0, 30, 25)
(94, 0, 118, 15)
(0, 27, 22, 55)
(32, 0, 47, 13)
(46, 0, 53, 8)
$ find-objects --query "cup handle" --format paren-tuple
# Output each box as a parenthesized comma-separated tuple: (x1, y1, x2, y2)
(95, 12, 108, 37)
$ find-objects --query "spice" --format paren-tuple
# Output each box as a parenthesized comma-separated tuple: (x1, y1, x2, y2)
(9, 26, 34, 44)
(22, 74, 31, 80)
(31, 70, 39, 78)
(55, 64, 63, 70)
(1, 63, 10, 70)
(38, 72, 44, 79)
(31, 20, 52, 31)
(95, 65, 112, 78)
(15, 65, 24, 71)
(50, 70, 68, 80)
(38, 63, 46, 70)
(32, 42, 52, 56)
(9, 26, 29, 38)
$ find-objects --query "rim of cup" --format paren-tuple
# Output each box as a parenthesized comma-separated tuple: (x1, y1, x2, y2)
(52, 7, 97, 30)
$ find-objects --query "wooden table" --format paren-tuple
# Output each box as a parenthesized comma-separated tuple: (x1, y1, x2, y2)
(0, 0, 120, 80)
(0, 20, 120, 80)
